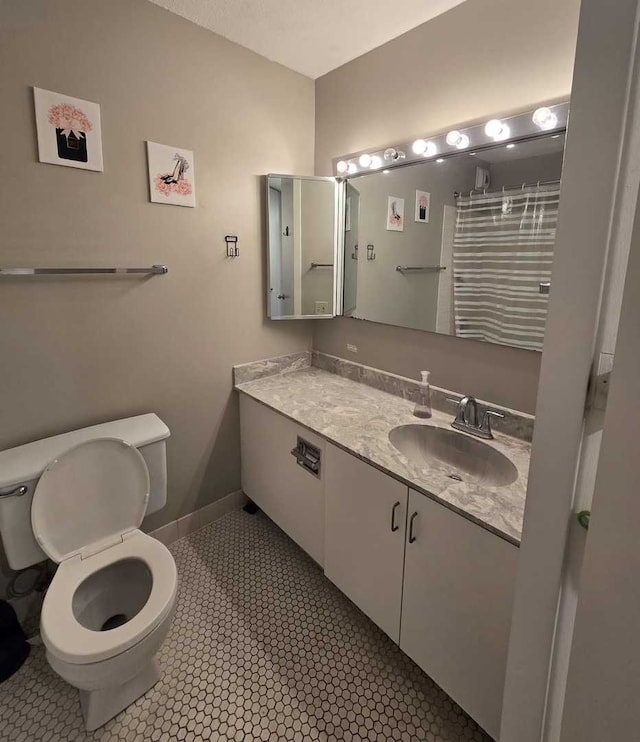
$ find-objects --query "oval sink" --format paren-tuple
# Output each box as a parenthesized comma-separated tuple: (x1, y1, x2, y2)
(388, 424, 518, 487)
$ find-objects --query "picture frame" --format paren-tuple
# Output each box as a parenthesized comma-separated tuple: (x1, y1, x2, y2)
(386, 196, 404, 232)
(33, 87, 103, 172)
(147, 141, 196, 208)
(415, 190, 431, 223)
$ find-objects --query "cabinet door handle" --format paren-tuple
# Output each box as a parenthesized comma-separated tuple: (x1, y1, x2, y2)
(408, 511, 418, 543)
(391, 501, 401, 532)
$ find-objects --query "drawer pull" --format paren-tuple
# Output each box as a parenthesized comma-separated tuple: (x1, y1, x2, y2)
(408, 511, 418, 543)
(391, 501, 401, 532)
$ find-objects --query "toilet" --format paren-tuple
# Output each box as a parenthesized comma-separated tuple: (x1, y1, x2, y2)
(0, 415, 178, 731)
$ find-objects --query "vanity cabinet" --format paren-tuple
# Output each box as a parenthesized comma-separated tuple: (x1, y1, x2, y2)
(324, 443, 407, 643)
(239, 399, 518, 739)
(239, 395, 325, 565)
(400, 489, 518, 739)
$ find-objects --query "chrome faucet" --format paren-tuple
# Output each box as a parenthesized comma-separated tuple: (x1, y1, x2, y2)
(447, 396, 504, 440)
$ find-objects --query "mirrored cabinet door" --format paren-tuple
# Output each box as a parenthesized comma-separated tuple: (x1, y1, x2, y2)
(266, 175, 342, 320)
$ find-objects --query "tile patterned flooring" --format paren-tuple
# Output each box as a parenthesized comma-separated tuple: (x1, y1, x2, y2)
(0, 510, 492, 741)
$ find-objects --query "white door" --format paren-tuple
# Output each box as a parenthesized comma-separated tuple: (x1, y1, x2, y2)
(558, 186, 640, 740)
(400, 490, 518, 740)
(324, 444, 407, 643)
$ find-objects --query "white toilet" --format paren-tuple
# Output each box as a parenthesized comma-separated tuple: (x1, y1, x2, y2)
(0, 415, 178, 731)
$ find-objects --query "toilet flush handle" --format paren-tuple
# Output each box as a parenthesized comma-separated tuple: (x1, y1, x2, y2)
(0, 485, 28, 499)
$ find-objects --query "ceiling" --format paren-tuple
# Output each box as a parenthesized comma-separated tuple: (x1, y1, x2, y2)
(148, 0, 468, 79)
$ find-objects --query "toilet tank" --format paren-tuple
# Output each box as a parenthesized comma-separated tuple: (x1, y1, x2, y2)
(0, 414, 170, 570)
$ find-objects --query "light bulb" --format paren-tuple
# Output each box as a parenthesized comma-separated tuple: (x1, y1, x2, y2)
(494, 124, 510, 141)
(484, 119, 504, 138)
(369, 155, 382, 169)
(423, 141, 437, 157)
(455, 134, 470, 150)
(336, 160, 348, 174)
(383, 148, 397, 161)
(359, 153, 372, 167)
(532, 106, 558, 130)
(446, 130, 462, 146)
(412, 139, 427, 155)
(347, 162, 357, 175)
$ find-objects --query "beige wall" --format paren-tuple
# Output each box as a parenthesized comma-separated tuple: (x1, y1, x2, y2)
(314, 0, 581, 414)
(0, 0, 314, 561)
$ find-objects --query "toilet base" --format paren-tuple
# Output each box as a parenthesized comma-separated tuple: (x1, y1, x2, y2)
(79, 658, 160, 731)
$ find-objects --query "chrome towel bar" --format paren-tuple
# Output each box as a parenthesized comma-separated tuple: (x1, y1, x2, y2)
(395, 265, 446, 273)
(0, 264, 168, 277)
(310, 262, 334, 269)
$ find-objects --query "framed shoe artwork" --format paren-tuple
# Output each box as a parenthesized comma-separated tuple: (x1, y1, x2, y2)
(146, 141, 196, 207)
(33, 87, 103, 172)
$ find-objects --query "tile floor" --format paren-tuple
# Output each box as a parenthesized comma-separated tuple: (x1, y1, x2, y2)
(0, 510, 492, 742)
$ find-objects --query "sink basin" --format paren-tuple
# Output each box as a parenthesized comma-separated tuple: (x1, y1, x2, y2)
(388, 424, 518, 487)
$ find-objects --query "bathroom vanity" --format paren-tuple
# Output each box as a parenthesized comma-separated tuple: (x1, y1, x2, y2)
(236, 353, 530, 739)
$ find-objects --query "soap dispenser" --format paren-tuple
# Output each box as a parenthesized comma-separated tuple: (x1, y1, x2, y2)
(414, 370, 433, 419)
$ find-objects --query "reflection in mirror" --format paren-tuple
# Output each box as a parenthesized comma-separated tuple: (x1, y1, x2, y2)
(342, 134, 565, 351)
(267, 175, 338, 319)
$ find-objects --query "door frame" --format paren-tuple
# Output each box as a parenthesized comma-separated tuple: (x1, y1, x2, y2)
(500, 0, 640, 740)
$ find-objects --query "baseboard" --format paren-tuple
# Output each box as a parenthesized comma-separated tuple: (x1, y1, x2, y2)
(148, 490, 249, 546)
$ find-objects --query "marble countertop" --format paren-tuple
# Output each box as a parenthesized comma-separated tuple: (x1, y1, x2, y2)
(236, 367, 530, 545)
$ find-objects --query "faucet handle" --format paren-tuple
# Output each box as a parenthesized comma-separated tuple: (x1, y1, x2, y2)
(481, 409, 505, 438)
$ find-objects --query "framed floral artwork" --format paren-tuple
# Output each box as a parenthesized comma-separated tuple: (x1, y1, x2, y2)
(147, 141, 196, 208)
(386, 196, 404, 232)
(415, 190, 431, 223)
(33, 88, 103, 171)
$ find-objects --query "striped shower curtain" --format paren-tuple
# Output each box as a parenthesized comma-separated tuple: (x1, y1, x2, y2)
(452, 184, 559, 351)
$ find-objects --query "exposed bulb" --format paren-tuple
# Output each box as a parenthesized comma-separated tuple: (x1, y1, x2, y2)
(359, 153, 372, 167)
(383, 148, 398, 161)
(446, 130, 462, 146)
(455, 134, 470, 149)
(412, 139, 428, 155)
(369, 155, 382, 169)
(347, 162, 358, 175)
(485, 119, 510, 141)
(336, 160, 348, 174)
(532, 106, 558, 130)
(423, 141, 437, 157)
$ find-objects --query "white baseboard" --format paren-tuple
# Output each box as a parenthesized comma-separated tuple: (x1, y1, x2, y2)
(148, 490, 249, 546)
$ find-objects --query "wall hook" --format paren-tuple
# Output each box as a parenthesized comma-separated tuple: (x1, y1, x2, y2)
(351, 244, 359, 260)
(225, 235, 239, 257)
(367, 244, 376, 261)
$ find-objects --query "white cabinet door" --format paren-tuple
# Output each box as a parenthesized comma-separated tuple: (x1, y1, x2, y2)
(324, 443, 408, 643)
(240, 395, 324, 565)
(400, 489, 518, 740)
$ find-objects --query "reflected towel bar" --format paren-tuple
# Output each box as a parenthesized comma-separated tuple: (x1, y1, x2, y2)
(395, 265, 446, 273)
(310, 262, 334, 269)
(0, 265, 169, 276)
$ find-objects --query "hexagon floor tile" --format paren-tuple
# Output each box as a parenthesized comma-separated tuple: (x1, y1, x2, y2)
(0, 510, 492, 741)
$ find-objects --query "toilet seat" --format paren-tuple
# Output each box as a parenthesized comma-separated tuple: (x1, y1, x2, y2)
(41, 530, 177, 665)
(32, 438, 178, 666)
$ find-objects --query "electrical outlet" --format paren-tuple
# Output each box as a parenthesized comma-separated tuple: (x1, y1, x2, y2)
(346, 343, 358, 353)
(315, 300, 328, 314)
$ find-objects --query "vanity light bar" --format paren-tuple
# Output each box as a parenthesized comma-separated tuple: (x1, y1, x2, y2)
(333, 101, 569, 177)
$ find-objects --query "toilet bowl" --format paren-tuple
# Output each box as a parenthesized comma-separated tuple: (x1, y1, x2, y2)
(30, 437, 178, 731)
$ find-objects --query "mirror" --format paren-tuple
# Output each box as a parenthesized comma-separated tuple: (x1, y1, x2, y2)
(266, 175, 341, 319)
(342, 134, 565, 351)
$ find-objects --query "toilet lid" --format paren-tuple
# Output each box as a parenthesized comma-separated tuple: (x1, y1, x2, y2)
(31, 438, 150, 563)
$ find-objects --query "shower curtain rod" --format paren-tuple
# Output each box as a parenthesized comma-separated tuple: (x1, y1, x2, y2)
(454, 178, 561, 198)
